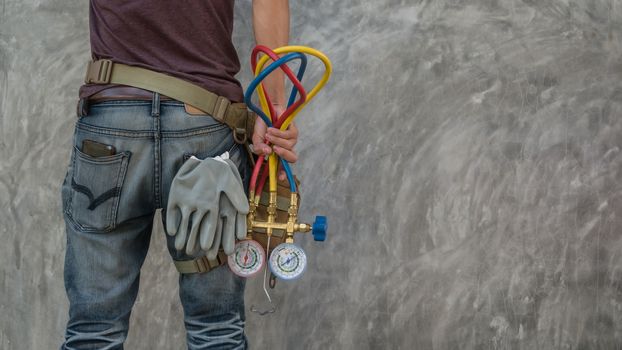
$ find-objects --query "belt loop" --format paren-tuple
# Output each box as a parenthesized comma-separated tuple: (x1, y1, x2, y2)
(76, 98, 89, 118)
(151, 92, 161, 117)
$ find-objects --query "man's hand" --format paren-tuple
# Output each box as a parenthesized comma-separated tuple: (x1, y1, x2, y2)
(251, 104, 299, 181)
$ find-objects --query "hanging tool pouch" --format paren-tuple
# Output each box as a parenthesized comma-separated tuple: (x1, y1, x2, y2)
(84, 59, 255, 146)
(252, 177, 301, 253)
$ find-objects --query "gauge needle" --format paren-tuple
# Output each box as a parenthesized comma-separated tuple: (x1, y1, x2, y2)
(284, 256, 294, 265)
(243, 244, 250, 265)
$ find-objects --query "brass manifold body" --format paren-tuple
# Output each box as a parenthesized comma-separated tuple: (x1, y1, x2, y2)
(246, 179, 313, 251)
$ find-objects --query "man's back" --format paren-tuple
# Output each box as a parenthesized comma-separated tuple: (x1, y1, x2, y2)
(80, 0, 243, 102)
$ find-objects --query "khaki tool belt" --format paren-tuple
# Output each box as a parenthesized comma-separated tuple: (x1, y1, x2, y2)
(173, 251, 228, 274)
(84, 59, 255, 144)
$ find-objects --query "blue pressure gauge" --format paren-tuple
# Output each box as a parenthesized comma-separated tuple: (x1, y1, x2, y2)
(268, 243, 307, 280)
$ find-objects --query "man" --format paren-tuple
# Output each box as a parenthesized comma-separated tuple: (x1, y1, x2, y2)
(60, 1, 298, 349)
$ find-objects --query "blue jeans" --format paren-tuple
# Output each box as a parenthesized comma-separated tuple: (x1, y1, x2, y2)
(60, 93, 250, 349)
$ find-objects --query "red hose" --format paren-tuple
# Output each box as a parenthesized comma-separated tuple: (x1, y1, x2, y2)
(251, 45, 307, 127)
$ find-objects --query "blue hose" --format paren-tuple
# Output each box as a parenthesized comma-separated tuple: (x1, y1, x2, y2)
(244, 52, 307, 127)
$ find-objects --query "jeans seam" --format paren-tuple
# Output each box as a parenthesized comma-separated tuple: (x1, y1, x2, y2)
(154, 123, 162, 209)
(161, 124, 229, 138)
(64, 147, 77, 220)
(76, 122, 153, 138)
(152, 92, 162, 208)
(76, 121, 229, 139)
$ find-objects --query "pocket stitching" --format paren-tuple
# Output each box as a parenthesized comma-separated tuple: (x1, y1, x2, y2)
(70, 177, 122, 210)
(66, 147, 131, 233)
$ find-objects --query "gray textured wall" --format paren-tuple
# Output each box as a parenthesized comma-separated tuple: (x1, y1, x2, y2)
(2, 0, 622, 349)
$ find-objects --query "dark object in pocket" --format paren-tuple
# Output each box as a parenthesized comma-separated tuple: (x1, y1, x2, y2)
(82, 139, 116, 157)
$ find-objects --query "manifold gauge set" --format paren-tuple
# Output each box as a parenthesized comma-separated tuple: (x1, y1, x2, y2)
(227, 45, 332, 295)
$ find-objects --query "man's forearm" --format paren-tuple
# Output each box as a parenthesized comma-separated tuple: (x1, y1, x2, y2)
(252, 0, 289, 106)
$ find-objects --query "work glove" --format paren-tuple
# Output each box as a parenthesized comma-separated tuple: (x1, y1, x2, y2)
(203, 157, 248, 259)
(166, 152, 249, 256)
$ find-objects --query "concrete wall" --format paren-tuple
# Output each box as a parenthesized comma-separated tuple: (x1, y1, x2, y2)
(2, 0, 622, 348)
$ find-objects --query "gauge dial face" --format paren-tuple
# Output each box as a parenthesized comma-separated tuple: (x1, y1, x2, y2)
(269, 243, 307, 280)
(228, 240, 266, 278)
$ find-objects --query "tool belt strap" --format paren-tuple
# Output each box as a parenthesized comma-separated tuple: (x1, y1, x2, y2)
(173, 251, 228, 274)
(85, 59, 255, 144)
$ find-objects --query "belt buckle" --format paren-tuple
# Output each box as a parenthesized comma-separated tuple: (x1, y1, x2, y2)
(76, 98, 89, 118)
(85, 59, 113, 84)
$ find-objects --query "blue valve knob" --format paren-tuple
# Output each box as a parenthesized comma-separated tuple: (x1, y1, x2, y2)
(312, 216, 327, 242)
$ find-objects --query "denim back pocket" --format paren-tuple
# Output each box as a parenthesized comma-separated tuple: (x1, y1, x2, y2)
(65, 146, 131, 232)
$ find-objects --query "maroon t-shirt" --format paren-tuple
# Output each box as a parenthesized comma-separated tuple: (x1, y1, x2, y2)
(79, 0, 243, 102)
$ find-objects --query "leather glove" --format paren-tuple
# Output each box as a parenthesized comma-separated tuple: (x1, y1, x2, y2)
(166, 152, 249, 256)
